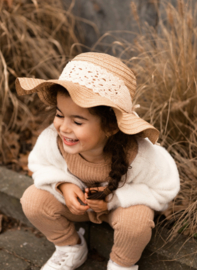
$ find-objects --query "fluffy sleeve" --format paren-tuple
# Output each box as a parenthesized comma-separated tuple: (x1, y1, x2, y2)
(28, 124, 86, 204)
(107, 138, 180, 211)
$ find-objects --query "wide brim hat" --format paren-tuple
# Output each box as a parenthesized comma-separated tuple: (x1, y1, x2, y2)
(15, 52, 159, 144)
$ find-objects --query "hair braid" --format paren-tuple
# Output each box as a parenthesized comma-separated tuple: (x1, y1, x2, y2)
(87, 114, 132, 201)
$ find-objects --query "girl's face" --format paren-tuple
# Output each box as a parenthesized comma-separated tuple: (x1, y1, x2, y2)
(53, 92, 108, 163)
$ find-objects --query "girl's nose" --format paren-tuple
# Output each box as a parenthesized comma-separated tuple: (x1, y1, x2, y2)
(60, 119, 72, 134)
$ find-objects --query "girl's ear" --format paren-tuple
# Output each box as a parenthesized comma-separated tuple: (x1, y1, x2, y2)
(106, 127, 119, 138)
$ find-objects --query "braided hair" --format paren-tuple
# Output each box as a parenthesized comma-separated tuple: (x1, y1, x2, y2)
(87, 106, 132, 200)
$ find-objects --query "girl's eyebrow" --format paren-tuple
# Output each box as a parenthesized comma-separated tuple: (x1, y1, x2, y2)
(56, 107, 88, 121)
(71, 115, 88, 121)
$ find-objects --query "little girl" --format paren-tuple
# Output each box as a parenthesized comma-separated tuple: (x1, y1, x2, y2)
(16, 52, 180, 270)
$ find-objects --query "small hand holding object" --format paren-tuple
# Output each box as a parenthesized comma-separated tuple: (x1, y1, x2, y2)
(85, 186, 108, 213)
(59, 183, 89, 215)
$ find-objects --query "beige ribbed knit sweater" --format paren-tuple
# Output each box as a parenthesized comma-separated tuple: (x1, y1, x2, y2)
(28, 124, 180, 212)
(57, 136, 138, 188)
(57, 136, 138, 223)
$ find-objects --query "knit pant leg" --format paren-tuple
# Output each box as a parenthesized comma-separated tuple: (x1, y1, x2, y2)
(20, 185, 89, 246)
(104, 205, 155, 267)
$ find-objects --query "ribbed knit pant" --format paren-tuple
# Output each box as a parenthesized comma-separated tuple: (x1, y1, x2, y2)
(21, 185, 155, 267)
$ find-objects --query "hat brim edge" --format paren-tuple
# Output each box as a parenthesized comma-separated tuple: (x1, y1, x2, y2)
(15, 77, 159, 144)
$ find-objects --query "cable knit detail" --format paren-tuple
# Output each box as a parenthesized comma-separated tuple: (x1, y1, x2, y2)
(28, 124, 180, 211)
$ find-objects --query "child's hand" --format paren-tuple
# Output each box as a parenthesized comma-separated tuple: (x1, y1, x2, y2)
(59, 183, 89, 215)
(85, 187, 108, 213)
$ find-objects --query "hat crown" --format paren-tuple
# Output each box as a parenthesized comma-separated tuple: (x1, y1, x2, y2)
(73, 53, 136, 97)
(59, 52, 136, 112)
(59, 59, 133, 112)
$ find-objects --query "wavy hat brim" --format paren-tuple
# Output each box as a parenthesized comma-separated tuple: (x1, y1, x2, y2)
(15, 77, 159, 144)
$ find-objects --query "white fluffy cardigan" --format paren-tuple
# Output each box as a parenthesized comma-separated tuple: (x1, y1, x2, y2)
(28, 124, 180, 212)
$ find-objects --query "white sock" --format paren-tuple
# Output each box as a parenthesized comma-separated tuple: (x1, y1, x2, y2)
(111, 260, 120, 267)
(110, 259, 135, 269)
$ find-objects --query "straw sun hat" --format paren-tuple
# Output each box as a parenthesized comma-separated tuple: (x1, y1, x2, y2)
(15, 52, 159, 144)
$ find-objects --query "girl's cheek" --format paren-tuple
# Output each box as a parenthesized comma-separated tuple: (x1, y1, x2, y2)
(53, 118, 57, 126)
(75, 128, 86, 139)
(53, 118, 61, 131)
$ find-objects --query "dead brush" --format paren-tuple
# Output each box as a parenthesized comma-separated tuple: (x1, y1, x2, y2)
(129, 0, 197, 238)
(94, 0, 197, 237)
(0, 0, 85, 166)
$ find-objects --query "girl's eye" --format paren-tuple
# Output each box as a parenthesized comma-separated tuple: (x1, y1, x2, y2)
(56, 113, 64, 118)
(74, 121, 82, 126)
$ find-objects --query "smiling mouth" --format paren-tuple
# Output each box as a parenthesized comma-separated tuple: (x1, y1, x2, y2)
(64, 137, 78, 142)
(63, 137, 79, 146)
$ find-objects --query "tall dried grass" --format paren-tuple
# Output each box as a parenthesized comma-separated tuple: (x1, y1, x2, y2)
(0, 0, 85, 164)
(94, 0, 197, 237)
(130, 0, 197, 238)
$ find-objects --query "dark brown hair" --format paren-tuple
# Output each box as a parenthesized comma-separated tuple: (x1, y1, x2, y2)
(49, 84, 134, 200)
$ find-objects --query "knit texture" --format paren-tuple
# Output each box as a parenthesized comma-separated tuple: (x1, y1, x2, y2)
(28, 124, 180, 211)
(57, 136, 111, 186)
(57, 135, 138, 187)
(21, 184, 155, 267)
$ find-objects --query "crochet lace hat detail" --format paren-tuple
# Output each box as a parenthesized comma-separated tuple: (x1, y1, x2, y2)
(59, 61, 132, 113)
(15, 52, 159, 144)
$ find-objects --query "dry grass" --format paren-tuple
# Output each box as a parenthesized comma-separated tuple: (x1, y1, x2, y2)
(130, 0, 197, 238)
(1, 0, 197, 238)
(93, 0, 197, 237)
(0, 0, 85, 164)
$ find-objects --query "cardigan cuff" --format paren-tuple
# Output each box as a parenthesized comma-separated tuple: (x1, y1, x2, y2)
(107, 193, 121, 211)
(55, 182, 65, 195)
